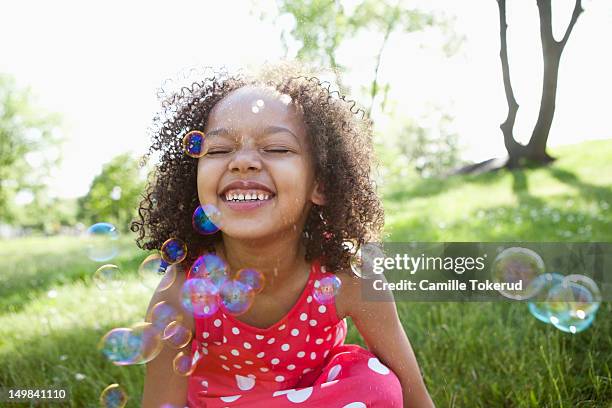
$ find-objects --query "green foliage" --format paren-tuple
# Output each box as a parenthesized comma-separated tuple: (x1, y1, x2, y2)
(77, 154, 145, 232)
(0, 74, 63, 223)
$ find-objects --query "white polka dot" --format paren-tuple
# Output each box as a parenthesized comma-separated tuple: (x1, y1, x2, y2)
(243, 342, 251, 349)
(314, 280, 320, 288)
(260, 367, 269, 372)
(367, 357, 390, 375)
(233, 364, 242, 369)
(271, 358, 280, 365)
(326, 334, 332, 341)
(327, 364, 341, 381)
(247, 374, 256, 379)
(272, 389, 294, 397)
(235, 374, 255, 391)
(231, 349, 240, 356)
(321, 380, 338, 388)
(324, 326, 331, 331)
(343, 403, 366, 408)
(203, 342, 208, 347)
(213, 319, 221, 327)
(257, 352, 265, 358)
(281, 343, 290, 351)
(223, 336, 228, 343)
(220, 395, 241, 402)
(267, 337, 276, 344)
(245, 360, 254, 365)
(202, 332, 210, 339)
(275, 375, 285, 382)
(287, 364, 296, 370)
(309, 319, 317, 327)
(256, 334, 264, 340)
(219, 355, 228, 360)
(232, 327, 240, 335)
(299, 313, 308, 321)
(278, 324, 286, 330)
(307, 295, 312, 303)
(214, 341, 222, 346)
(323, 350, 330, 358)
(291, 328, 299, 336)
(202, 348, 209, 355)
(318, 305, 327, 313)
(222, 364, 230, 371)
(315, 338, 323, 345)
(201, 380, 208, 387)
(302, 368, 312, 374)
(310, 352, 317, 360)
(286, 387, 313, 403)
(297, 351, 305, 358)
(306, 335, 310, 342)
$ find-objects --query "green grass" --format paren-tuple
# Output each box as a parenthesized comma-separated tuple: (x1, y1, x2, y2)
(1, 139, 611, 407)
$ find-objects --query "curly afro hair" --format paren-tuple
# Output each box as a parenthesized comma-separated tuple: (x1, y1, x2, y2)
(131, 61, 384, 273)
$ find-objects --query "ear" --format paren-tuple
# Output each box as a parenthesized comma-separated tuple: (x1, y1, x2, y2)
(310, 180, 326, 206)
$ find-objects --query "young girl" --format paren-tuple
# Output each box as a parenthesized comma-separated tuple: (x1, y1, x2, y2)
(135, 62, 434, 407)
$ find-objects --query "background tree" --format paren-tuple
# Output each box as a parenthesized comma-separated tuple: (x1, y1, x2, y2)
(77, 153, 145, 232)
(498, 0, 583, 168)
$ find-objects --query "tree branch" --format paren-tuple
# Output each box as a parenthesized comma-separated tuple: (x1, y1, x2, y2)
(559, 0, 583, 48)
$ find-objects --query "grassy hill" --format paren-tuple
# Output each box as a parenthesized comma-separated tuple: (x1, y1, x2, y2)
(1, 139, 610, 407)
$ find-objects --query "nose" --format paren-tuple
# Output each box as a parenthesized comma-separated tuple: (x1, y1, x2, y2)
(228, 148, 262, 173)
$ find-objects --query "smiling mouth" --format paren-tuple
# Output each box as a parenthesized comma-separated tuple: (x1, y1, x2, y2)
(220, 189, 276, 202)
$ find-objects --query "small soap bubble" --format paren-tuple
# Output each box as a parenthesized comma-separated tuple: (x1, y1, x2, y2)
(100, 383, 128, 408)
(491, 247, 545, 300)
(527, 273, 565, 323)
(251, 106, 260, 114)
(173, 349, 202, 376)
(147, 301, 182, 331)
(125, 322, 163, 364)
(86, 222, 119, 262)
(161, 238, 187, 264)
(546, 280, 597, 333)
(189, 254, 229, 289)
(182, 130, 207, 158)
(162, 321, 193, 349)
(139, 253, 175, 292)
(98, 328, 139, 365)
(256, 99, 265, 108)
(181, 278, 219, 318)
(313, 275, 341, 305)
(93, 265, 124, 290)
(192, 204, 222, 235)
(235, 268, 265, 294)
(219, 280, 255, 316)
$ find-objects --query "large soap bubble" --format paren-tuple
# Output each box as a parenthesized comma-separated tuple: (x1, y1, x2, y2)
(86, 222, 119, 262)
(491, 247, 545, 300)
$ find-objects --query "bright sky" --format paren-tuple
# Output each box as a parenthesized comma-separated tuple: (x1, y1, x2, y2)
(1, 0, 610, 199)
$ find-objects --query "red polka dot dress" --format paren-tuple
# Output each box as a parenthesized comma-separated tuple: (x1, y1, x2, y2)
(186, 259, 403, 407)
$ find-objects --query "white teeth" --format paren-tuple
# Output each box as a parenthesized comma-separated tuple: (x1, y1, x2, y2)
(224, 190, 273, 202)
(238, 193, 244, 200)
(245, 193, 252, 200)
(264, 194, 269, 200)
(257, 193, 264, 200)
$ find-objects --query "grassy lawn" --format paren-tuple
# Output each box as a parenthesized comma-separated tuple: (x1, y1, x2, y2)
(1, 139, 611, 407)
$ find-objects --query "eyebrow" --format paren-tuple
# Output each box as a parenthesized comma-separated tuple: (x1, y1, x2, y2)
(206, 126, 299, 142)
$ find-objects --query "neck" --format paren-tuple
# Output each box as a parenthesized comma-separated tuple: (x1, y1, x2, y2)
(216, 228, 308, 293)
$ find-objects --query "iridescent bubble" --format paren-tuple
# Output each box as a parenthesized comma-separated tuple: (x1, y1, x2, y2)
(138, 253, 175, 292)
(123, 322, 164, 364)
(182, 130, 207, 158)
(173, 349, 202, 376)
(147, 301, 182, 331)
(86, 222, 119, 262)
(99, 383, 128, 408)
(99, 328, 138, 365)
(349, 243, 385, 279)
(192, 204, 222, 235)
(189, 254, 229, 289)
(235, 268, 265, 294)
(160, 238, 187, 264)
(527, 273, 565, 323)
(563, 274, 602, 315)
(546, 280, 597, 334)
(162, 321, 193, 349)
(181, 278, 219, 318)
(313, 275, 341, 305)
(219, 280, 255, 316)
(93, 264, 124, 290)
(490, 247, 545, 300)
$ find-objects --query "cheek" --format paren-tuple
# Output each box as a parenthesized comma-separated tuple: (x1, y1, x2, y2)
(196, 161, 222, 200)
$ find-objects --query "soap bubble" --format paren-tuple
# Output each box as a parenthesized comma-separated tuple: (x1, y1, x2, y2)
(181, 278, 219, 318)
(313, 275, 342, 305)
(350, 243, 385, 279)
(192, 204, 222, 235)
(183, 130, 207, 158)
(546, 279, 598, 334)
(162, 321, 193, 349)
(86, 222, 119, 262)
(138, 253, 175, 292)
(93, 265, 124, 290)
(147, 301, 182, 331)
(491, 247, 545, 300)
(189, 254, 229, 289)
(99, 323, 163, 366)
(173, 349, 202, 376)
(527, 273, 565, 323)
(99, 328, 137, 365)
(235, 268, 265, 294)
(219, 280, 255, 316)
(562, 274, 602, 315)
(160, 238, 187, 264)
(99, 384, 128, 408)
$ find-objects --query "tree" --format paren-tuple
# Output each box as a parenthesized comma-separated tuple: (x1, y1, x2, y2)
(497, 0, 583, 168)
(0, 74, 63, 223)
(78, 153, 145, 232)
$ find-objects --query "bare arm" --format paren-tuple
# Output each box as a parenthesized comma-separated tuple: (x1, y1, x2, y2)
(336, 272, 435, 408)
(142, 264, 194, 407)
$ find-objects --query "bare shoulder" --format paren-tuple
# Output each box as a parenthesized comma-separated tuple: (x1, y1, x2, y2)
(145, 262, 194, 332)
(333, 269, 362, 321)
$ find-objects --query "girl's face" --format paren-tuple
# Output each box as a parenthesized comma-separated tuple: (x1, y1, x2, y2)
(198, 86, 325, 241)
